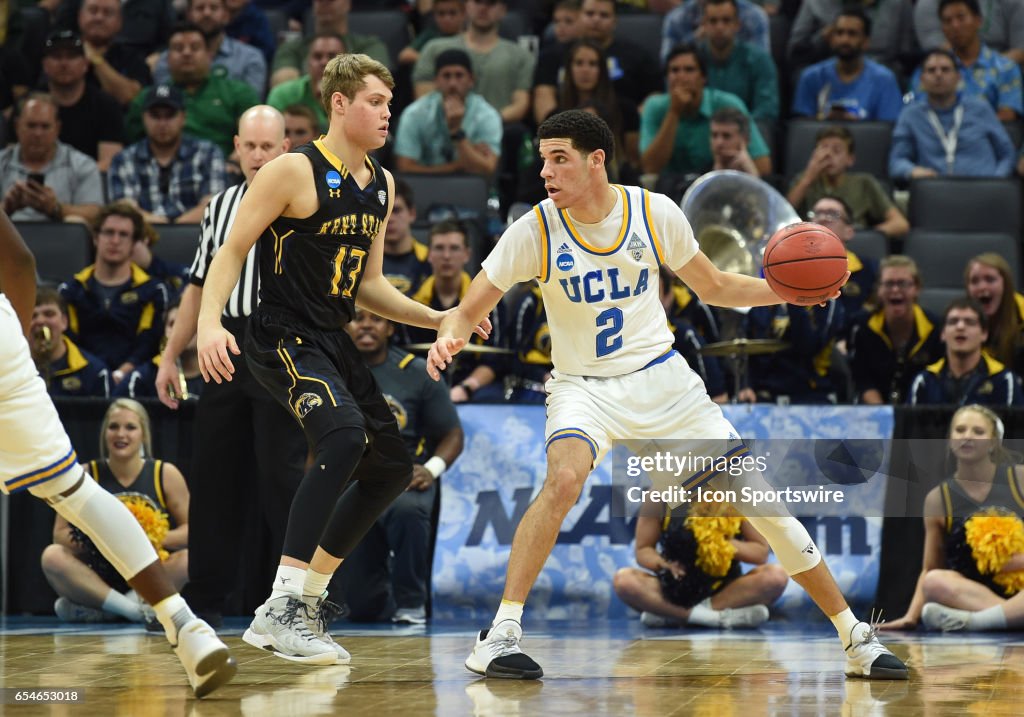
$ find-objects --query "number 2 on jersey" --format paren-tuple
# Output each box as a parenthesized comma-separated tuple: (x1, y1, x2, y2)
(596, 307, 623, 357)
(329, 245, 367, 298)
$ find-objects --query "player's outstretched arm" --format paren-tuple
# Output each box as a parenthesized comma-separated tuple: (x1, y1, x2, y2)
(674, 251, 782, 308)
(0, 208, 37, 335)
(197, 154, 303, 383)
(426, 270, 504, 380)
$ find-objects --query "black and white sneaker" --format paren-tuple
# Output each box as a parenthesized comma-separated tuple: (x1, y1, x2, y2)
(465, 619, 543, 680)
(844, 621, 909, 679)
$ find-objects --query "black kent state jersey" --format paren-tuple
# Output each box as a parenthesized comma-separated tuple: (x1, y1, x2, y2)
(258, 139, 389, 329)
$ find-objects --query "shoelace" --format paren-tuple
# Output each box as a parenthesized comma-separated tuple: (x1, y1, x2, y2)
(313, 600, 345, 636)
(845, 609, 887, 654)
(271, 599, 317, 639)
(487, 631, 522, 659)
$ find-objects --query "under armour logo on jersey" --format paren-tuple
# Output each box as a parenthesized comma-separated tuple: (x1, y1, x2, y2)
(627, 233, 645, 261)
(802, 542, 816, 555)
(377, 190, 386, 205)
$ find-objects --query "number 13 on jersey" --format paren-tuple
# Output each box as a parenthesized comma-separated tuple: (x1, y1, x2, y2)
(330, 245, 367, 298)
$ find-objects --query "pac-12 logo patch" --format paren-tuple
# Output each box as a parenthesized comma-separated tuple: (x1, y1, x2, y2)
(325, 170, 342, 189)
(377, 190, 387, 205)
(293, 392, 323, 419)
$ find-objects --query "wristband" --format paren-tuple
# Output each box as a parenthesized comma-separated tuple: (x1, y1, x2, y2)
(423, 456, 447, 479)
(459, 382, 475, 398)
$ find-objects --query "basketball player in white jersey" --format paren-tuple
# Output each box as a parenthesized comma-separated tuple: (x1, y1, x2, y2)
(0, 209, 236, 698)
(427, 110, 908, 681)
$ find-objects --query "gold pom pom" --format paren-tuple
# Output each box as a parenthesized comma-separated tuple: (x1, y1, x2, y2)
(965, 509, 1024, 580)
(686, 515, 743, 577)
(120, 495, 171, 562)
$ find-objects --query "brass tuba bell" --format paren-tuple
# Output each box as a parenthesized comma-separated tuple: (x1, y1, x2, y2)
(681, 170, 801, 277)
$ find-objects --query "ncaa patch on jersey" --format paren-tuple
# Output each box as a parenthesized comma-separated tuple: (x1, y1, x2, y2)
(325, 170, 342, 189)
(556, 251, 574, 271)
(627, 233, 645, 261)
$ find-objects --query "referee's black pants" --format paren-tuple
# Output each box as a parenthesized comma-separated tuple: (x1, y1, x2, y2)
(184, 316, 306, 616)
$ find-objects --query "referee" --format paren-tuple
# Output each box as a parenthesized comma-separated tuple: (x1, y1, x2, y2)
(156, 106, 305, 624)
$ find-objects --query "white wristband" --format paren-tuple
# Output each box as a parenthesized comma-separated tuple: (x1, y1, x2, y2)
(423, 456, 447, 479)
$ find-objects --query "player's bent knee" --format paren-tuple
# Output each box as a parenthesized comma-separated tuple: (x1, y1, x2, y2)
(744, 515, 821, 576)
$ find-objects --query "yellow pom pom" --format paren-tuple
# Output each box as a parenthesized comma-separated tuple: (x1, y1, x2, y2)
(965, 509, 1024, 576)
(686, 515, 743, 577)
(120, 495, 171, 562)
(992, 570, 1024, 597)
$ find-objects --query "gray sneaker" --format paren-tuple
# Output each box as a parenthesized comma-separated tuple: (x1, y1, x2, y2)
(920, 602, 970, 632)
(242, 595, 337, 665)
(54, 597, 118, 623)
(301, 593, 351, 664)
(392, 606, 427, 625)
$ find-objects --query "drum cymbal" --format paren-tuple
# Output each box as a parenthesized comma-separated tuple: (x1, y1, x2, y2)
(699, 338, 790, 357)
(404, 343, 513, 355)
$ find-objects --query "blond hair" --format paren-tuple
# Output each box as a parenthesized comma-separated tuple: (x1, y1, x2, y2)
(879, 254, 921, 287)
(100, 398, 153, 460)
(319, 53, 394, 116)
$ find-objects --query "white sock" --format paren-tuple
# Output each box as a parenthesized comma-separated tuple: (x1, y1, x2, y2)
(270, 565, 306, 599)
(830, 608, 861, 647)
(152, 593, 194, 644)
(100, 590, 143, 621)
(968, 605, 1007, 631)
(302, 568, 332, 598)
(686, 599, 722, 627)
(492, 599, 524, 628)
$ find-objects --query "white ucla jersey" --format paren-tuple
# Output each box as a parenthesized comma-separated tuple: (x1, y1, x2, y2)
(482, 184, 699, 377)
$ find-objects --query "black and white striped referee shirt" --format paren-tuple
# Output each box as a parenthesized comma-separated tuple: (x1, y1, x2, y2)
(189, 182, 259, 318)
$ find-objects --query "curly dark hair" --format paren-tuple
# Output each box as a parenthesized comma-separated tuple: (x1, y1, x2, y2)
(537, 108, 615, 164)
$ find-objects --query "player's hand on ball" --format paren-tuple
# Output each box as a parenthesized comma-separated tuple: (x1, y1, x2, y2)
(427, 337, 465, 380)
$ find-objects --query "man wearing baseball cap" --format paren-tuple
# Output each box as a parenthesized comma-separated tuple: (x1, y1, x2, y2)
(395, 48, 502, 178)
(107, 84, 227, 225)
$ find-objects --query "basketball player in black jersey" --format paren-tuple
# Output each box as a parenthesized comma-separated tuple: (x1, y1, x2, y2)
(197, 53, 488, 664)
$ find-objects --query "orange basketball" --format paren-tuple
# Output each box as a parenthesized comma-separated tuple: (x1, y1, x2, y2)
(762, 222, 848, 305)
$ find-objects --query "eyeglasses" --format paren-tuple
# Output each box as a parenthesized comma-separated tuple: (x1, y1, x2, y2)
(945, 316, 980, 327)
(807, 209, 850, 224)
(880, 279, 915, 290)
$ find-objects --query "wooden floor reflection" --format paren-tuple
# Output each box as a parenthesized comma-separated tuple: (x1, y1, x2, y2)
(2, 620, 1022, 716)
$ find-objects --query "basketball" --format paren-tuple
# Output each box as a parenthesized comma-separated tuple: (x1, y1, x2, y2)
(762, 222, 848, 305)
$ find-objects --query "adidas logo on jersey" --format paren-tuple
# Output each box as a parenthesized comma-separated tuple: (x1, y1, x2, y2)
(556, 243, 575, 271)
(557, 242, 572, 254)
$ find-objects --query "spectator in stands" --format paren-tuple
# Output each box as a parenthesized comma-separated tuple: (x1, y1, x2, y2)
(115, 301, 204, 400)
(0, 93, 103, 224)
(109, 85, 227, 226)
(125, 23, 260, 157)
(880, 404, 1024, 633)
(59, 201, 169, 384)
(405, 219, 507, 402)
(661, 0, 770, 63)
(271, 0, 390, 87)
(848, 256, 943, 404)
(550, 0, 583, 47)
(506, 281, 552, 403)
(660, 266, 728, 402)
(890, 49, 1015, 182)
(787, 0, 916, 77)
(697, 0, 778, 122)
(42, 29, 124, 173)
(154, 0, 267, 96)
(29, 285, 110, 398)
(791, 8, 903, 122)
(337, 309, 464, 624)
(267, 32, 345, 133)
(60, 0, 175, 58)
(788, 126, 908, 239)
(571, 0, 659, 107)
(909, 298, 1024, 406)
(41, 399, 189, 625)
(225, 0, 276, 66)
(532, 0, 585, 124)
(382, 178, 431, 296)
(283, 103, 319, 146)
(399, 0, 467, 67)
(640, 44, 771, 178)
(76, 0, 152, 106)
(910, 0, 1024, 119)
(553, 39, 640, 181)
(613, 500, 787, 629)
(709, 106, 760, 175)
(413, 0, 535, 123)
(806, 195, 877, 330)
(965, 253, 1024, 371)
(396, 49, 502, 178)
(743, 300, 846, 404)
(915, 0, 1024, 66)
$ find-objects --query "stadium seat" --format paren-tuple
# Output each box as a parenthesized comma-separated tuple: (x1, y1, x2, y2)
(17, 222, 92, 285)
(847, 229, 888, 263)
(615, 13, 665, 48)
(397, 173, 490, 220)
(154, 223, 202, 269)
(1002, 120, 1023, 149)
(902, 229, 1020, 288)
(349, 11, 413, 68)
(907, 177, 1022, 235)
(916, 286, 964, 318)
(783, 120, 893, 185)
